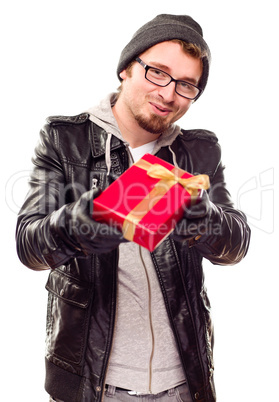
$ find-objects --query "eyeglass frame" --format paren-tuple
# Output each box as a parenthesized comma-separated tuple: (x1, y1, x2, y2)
(135, 57, 202, 101)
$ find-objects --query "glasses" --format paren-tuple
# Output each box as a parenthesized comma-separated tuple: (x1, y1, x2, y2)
(136, 57, 202, 100)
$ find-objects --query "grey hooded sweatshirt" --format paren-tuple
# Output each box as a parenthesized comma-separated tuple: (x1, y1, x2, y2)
(87, 93, 186, 394)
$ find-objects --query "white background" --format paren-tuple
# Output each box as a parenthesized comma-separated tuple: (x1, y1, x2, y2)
(1, 1, 278, 401)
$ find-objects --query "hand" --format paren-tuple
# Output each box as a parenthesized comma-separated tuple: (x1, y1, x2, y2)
(65, 188, 126, 254)
(172, 190, 214, 243)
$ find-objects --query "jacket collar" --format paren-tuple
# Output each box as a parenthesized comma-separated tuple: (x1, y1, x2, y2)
(89, 121, 125, 158)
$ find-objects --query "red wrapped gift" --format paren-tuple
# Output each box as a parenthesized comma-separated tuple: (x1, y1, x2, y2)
(93, 153, 209, 251)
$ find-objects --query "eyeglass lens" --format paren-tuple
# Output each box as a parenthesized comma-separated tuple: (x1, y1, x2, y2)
(146, 67, 199, 100)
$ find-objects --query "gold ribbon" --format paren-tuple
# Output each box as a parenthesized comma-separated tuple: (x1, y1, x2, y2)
(122, 159, 210, 242)
(145, 162, 210, 195)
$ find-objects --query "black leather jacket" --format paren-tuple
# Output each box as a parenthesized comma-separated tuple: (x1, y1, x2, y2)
(16, 113, 250, 402)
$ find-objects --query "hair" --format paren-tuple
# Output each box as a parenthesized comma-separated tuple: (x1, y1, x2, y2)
(116, 40, 204, 96)
(170, 39, 204, 58)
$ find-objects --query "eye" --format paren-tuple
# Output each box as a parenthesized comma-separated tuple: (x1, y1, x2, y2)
(148, 68, 169, 81)
(177, 81, 196, 95)
(179, 81, 192, 90)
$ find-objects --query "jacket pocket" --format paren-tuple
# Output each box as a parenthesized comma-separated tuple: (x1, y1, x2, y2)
(45, 269, 92, 365)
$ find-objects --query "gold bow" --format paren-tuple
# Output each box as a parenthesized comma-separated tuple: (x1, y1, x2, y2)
(146, 163, 210, 195)
(122, 159, 210, 242)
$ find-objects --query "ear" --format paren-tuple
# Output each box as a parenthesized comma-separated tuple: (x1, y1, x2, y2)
(119, 70, 127, 80)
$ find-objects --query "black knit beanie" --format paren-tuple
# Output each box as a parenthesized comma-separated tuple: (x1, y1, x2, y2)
(117, 14, 211, 99)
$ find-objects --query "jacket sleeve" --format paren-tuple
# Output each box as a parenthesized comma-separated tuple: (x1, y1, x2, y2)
(192, 155, 251, 266)
(16, 124, 84, 271)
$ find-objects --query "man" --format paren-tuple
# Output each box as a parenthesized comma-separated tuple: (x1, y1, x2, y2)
(16, 14, 250, 402)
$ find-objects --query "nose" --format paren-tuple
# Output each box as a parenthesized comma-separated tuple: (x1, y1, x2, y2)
(157, 81, 176, 103)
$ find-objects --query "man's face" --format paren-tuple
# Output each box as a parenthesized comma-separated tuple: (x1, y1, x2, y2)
(118, 41, 203, 134)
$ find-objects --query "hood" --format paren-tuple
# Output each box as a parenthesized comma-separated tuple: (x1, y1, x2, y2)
(86, 93, 183, 173)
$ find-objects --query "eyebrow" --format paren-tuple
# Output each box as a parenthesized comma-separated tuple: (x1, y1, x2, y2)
(149, 61, 199, 85)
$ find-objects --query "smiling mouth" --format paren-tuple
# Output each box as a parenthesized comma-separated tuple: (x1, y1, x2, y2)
(150, 102, 172, 116)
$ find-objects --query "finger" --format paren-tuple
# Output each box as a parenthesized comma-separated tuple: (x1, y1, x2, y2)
(90, 221, 125, 241)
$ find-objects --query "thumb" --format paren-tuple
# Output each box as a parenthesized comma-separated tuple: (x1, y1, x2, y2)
(79, 188, 103, 216)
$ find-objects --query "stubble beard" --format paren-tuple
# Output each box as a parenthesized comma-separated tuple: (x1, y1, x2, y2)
(134, 112, 172, 135)
(121, 88, 176, 134)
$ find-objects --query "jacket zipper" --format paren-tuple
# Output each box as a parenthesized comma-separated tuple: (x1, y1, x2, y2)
(99, 250, 119, 402)
(191, 248, 215, 400)
(139, 245, 154, 393)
